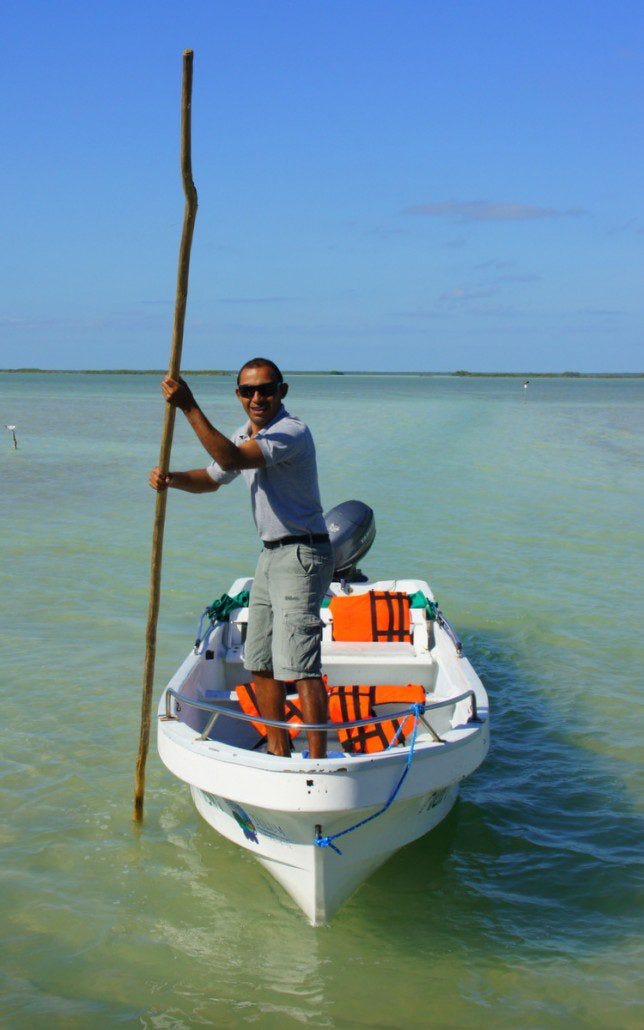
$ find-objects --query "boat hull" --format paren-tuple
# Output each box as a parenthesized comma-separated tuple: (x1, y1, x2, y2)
(191, 781, 459, 924)
(158, 709, 488, 924)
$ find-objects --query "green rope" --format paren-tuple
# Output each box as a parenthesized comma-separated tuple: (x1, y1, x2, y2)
(407, 590, 439, 620)
(205, 589, 251, 623)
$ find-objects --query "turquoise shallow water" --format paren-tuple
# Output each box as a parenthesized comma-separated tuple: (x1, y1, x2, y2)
(1, 372, 642, 1027)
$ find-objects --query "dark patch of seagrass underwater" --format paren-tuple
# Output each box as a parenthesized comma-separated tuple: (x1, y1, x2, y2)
(150, 625, 642, 963)
(336, 628, 643, 960)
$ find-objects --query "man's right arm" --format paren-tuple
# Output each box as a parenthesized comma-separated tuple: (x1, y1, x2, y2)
(148, 467, 220, 494)
(161, 377, 265, 472)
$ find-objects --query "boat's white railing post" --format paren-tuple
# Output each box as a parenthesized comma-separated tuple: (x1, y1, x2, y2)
(436, 610, 463, 657)
(418, 714, 444, 743)
(198, 712, 222, 741)
(468, 692, 479, 722)
(159, 691, 177, 722)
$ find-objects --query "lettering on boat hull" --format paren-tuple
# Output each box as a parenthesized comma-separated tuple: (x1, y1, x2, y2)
(199, 790, 290, 845)
(418, 788, 449, 815)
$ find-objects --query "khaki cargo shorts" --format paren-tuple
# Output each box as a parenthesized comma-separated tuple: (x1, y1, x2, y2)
(244, 541, 334, 681)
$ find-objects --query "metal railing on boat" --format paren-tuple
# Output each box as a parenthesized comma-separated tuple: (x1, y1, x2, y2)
(435, 609, 463, 657)
(162, 685, 480, 743)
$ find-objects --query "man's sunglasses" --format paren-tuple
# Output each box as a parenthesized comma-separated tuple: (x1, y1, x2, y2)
(237, 382, 281, 399)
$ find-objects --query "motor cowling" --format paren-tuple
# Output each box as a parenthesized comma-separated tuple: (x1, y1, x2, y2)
(324, 500, 376, 581)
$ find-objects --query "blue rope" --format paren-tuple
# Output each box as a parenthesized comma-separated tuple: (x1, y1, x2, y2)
(385, 711, 415, 751)
(314, 702, 424, 856)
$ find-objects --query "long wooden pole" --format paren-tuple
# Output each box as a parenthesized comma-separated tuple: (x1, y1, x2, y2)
(134, 49, 198, 822)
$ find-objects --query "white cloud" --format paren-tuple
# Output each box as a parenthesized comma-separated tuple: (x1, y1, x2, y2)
(217, 296, 298, 305)
(439, 286, 498, 303)
(405, 200, 584, 222)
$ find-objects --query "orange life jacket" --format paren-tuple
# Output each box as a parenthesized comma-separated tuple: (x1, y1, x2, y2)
(235, 682, 304, 739)
(328, 591, 412, 643)
(328, 683, 425, 754)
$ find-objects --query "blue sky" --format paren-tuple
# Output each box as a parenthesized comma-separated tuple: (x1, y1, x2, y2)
(2, 0, 642, 372)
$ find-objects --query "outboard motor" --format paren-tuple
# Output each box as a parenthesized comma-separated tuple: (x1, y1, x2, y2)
(324, 500, 376, 582)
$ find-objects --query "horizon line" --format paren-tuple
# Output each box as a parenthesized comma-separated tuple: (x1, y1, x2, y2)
(1, 368, 642, 378)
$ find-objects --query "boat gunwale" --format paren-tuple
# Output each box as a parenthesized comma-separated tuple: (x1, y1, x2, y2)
(157, 688, 489, 778)
(163, 683, 482, 734)
(157, 700, 490, 810)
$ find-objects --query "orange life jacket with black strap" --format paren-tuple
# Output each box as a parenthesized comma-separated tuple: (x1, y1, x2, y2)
(328, 591, 412, 643)
(235, 682, 304, 739)
(328, 683, 425, 754)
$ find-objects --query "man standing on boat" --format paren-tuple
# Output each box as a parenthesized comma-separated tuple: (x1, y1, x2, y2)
(149, 358, 334, 758)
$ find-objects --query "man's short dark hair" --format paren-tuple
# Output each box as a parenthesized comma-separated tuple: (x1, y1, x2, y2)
(237, 357, 284, 385)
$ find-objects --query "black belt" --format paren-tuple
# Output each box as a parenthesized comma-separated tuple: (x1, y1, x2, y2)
(263, 533, 330, 549)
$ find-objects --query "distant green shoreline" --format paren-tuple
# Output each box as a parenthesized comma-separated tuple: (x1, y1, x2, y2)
(1, 368, 642, 379)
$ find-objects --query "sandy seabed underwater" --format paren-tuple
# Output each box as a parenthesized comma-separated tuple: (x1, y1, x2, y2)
(1, 372, 642, 1028)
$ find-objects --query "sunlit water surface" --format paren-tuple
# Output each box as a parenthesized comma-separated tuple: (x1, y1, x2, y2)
(1, 372, 642, 1027)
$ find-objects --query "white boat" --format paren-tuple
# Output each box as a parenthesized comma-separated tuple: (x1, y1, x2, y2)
(157, 564, 490, 925)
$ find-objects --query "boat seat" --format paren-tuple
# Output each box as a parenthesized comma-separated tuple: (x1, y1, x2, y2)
(320, 593, 432, 687)
(320, 601, 430, 653)
(321, 640, 417, 662)
(320, 639, 433, 688)
(224, 593, 432, 686)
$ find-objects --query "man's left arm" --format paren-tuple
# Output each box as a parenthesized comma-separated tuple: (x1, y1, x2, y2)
(162, 376, 264, 471)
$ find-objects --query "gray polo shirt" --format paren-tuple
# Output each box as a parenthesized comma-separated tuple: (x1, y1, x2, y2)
(206, 405, 327, 542)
